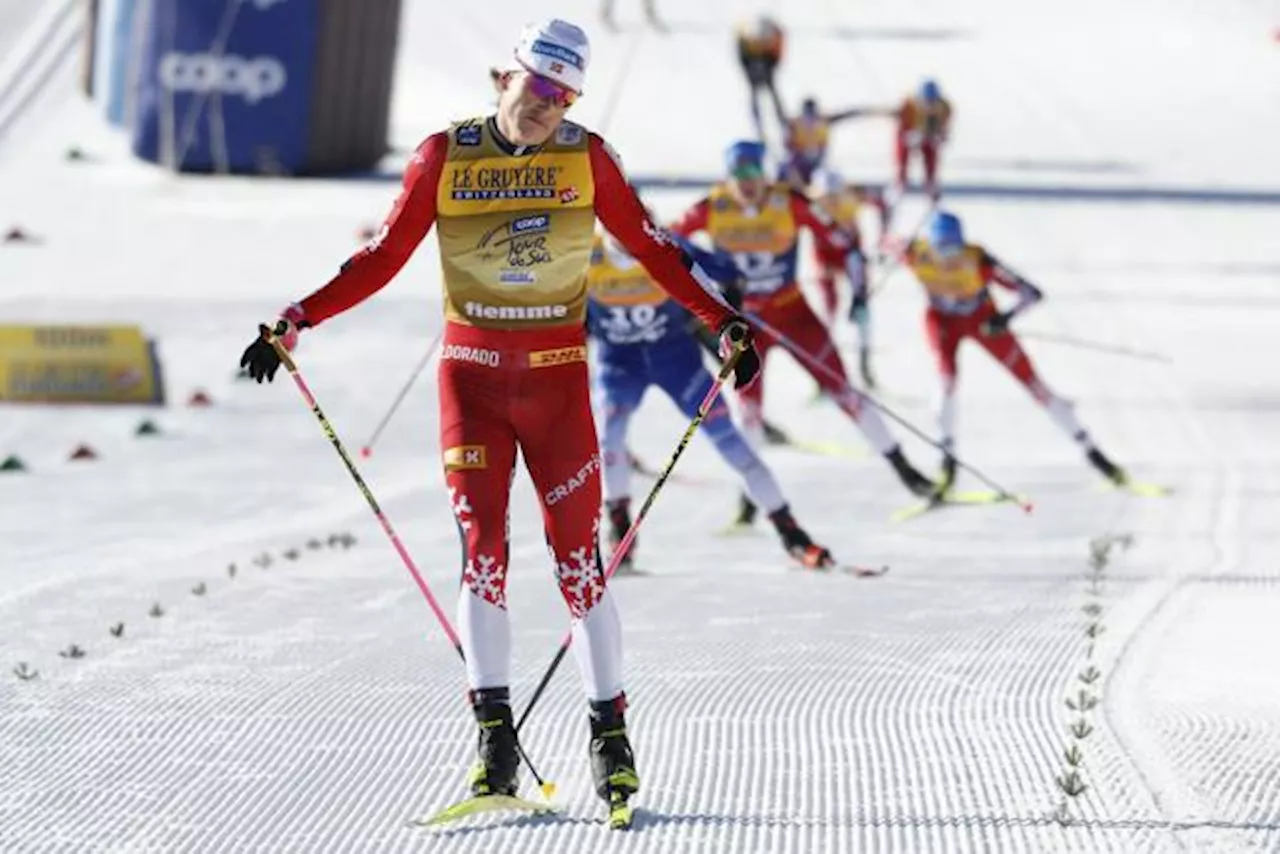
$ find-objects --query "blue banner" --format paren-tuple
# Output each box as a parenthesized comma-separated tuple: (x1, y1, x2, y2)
(130, 0, 318, 173)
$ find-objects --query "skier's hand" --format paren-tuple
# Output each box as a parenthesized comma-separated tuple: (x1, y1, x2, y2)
(240, 306, 305, 383)
(980, 312, 1012, 337)
(717, 317, 760, 390)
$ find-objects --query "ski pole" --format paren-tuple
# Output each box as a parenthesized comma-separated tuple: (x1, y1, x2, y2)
(360, 329, 444, 458)
(743, 313, 1032, 512)
(263, 324, 557, 800)
(1018, 330, 1172, 364)
(514, 337, 747, 737)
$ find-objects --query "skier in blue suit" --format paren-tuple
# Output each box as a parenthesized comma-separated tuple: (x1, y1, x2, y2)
(586, 223, 833, 570)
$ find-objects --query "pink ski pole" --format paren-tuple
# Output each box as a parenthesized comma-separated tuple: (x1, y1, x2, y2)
(262, 324, 556, 797)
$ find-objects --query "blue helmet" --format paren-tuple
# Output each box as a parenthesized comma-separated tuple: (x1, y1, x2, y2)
(724, 140, 766, 177)
(920, 79, 941, 103)
(925, 210, 964, 253)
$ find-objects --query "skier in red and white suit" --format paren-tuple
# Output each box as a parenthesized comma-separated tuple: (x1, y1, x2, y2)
(903, 210, 1129, 491)
(669, 140, 936, 526)
(238, 18, 759, 813)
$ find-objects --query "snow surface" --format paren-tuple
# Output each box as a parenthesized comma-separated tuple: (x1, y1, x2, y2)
(3, 0, 1280, 851)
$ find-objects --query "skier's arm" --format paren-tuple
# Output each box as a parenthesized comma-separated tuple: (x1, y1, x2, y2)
(790, 191, 867, 302)
(590, 136, 734, 332)
(671, 234, 742, 301)
(296, 134, 445, 327)
(825, 107, 888, 125)
(666, 197, 711, 239)
(671, 234, 746, 353)
(982, 250, 1042, 316)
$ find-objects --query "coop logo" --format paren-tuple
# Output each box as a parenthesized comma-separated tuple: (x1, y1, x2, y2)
(511, 215, 549, 234)
(158, 53, 288, 105)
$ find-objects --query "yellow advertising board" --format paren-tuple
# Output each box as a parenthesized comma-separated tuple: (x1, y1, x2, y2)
(0, 325, 165, 404)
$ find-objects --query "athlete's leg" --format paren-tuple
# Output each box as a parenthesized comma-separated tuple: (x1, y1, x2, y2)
(516, 358, 621, 702)
(438, 355, 519, 692)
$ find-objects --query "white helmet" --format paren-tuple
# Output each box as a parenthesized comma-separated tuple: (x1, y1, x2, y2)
(512, 18, 591, 94)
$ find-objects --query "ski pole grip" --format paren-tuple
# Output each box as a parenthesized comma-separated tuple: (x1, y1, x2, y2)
(262, 322, 299, 374)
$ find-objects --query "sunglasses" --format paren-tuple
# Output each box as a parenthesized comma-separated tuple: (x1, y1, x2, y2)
(729, 162, 764, 180)
(524, 71, 578, 109)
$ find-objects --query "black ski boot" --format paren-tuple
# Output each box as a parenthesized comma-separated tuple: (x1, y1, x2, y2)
(589, 694, 639, 828)
(1087, 448, 1128, 486)
(606, 498, 635, 571)
(770, 506, 832, 568)
(733, 492, 758, 528)
(467, 687, 520, 798)
(886, 446, 937, 497)
(762, 419, 790, 446)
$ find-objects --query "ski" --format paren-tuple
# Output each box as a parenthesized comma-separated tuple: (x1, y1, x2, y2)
(890, 489, 1019, 523)
(409, 794, 558, 828)
(761, 420, 865, 459)
(788, 547, 889, 577)
(716, 521, 763, 537)
(839, 563, 890, 577)
(799, 560, 890, 577)
(1103, 480, 1173, 498)
(784, 437, 867, 460)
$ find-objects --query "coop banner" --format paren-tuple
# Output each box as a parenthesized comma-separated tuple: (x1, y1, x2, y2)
(130, 0, 319, 173)
(0, 325, 165, 404)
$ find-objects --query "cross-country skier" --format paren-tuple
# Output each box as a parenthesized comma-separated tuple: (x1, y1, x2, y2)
(902, 210, 1129, 491)
(808, 167, 889, 384)
(587, 224, 835, 569)
(601, 0, 663, 31)
(238, 18, 761, 826)
(779, 96, 881, 189)
(735, 16, 787, 147)
(669, 140, 936, 526)
(894, 79, 951, 200)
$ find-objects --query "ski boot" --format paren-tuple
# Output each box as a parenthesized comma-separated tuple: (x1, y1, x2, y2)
(762, 419, 791, 446)
(606, 498, 636, 573)
(770, 506, 833, 569)
(886, 446, 937, 497)
(732, 492, 758, 528)
(1086, 448, 1128, 487)
(589, 695, 639, 829)
(467, 687, 520, 798)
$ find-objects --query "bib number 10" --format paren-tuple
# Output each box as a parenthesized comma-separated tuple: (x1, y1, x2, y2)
(607, 303, 665, 343)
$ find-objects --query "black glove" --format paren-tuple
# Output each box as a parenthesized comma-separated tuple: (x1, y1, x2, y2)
(717, 317, 760, 390)
(239, 324, 283, 383)
(980, 312, 1013, 337)
(240, 313, 304, 383)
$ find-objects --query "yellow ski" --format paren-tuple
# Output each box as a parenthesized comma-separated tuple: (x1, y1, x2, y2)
(409, 794, 558, 828)
(891, 489, 1021, 523)
(1101, 480, 1173, 498)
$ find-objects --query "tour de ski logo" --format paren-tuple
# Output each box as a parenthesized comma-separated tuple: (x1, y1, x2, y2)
(476, 214, 553, 281)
